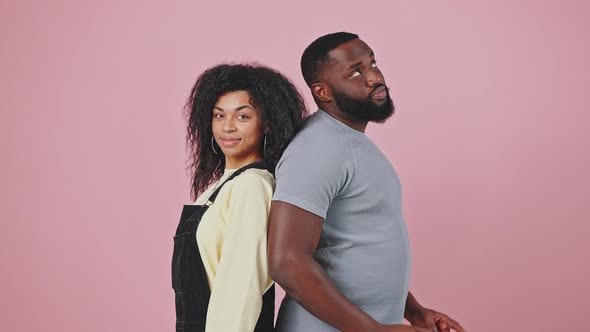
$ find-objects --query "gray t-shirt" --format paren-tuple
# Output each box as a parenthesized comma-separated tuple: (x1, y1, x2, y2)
(273, 110, 411, 331)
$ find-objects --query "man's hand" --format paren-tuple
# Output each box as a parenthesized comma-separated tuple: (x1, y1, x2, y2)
(376, 324, 439, 332)
(406, 307, 465, 332)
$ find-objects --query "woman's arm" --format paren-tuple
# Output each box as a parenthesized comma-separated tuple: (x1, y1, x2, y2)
(205, 172, 274, 332)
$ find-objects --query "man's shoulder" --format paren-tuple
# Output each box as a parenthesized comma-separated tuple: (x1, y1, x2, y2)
(286, 111, 353, 152)
(277, 127, 357, 179)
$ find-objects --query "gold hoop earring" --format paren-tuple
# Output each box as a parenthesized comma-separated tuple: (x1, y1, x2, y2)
(211, 137, 219, 155)
(263, 135, 267, 155)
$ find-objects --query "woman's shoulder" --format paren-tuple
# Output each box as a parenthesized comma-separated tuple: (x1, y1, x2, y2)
(232, 168, 275, 189)
(219, 168, 275, 206)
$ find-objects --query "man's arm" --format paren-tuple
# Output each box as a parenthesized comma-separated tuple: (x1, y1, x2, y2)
(268, 201, 430, 332)
(405, 292, 426, 324)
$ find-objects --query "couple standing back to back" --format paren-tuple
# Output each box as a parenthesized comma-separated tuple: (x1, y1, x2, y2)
(172, 32, 466, 332)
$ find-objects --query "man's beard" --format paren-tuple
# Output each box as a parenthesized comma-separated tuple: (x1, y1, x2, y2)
(332, 85, 395, 123)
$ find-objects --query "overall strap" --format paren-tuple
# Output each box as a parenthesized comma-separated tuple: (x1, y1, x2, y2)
(207, 161, 268, 204)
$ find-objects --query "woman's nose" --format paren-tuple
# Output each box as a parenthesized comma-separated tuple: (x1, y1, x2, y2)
(222, 118, 236, 132)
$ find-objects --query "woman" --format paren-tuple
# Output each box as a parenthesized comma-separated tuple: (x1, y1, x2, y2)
(172, 64, 307, 332)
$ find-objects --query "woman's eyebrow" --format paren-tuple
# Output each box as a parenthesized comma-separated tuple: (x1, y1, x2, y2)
(213, 105, 254, 112)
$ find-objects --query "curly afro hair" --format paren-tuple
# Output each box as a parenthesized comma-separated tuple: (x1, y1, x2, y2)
(185, 63, 308, 199)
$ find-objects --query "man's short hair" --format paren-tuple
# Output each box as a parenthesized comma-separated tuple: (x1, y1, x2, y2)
(300, 32, 359, 86)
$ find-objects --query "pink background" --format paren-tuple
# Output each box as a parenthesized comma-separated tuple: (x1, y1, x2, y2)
(2, 1, 589, 331)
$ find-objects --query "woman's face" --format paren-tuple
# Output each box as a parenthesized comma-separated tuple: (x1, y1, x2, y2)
(212, 90, 264, 169)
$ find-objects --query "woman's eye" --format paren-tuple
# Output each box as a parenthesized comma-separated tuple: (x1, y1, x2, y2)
(214, 113, 223, 119)
(351, 70, 361, 77)
(371, 61, 378, 68)
(237, 114, 249, 120)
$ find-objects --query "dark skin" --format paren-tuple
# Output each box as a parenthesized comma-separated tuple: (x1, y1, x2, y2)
(268, 38, 465, 332)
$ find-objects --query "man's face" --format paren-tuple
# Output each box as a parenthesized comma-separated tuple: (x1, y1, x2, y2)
(322, 38, 394, 123)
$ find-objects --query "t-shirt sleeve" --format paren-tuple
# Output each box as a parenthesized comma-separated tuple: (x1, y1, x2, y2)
(272, 137, 355, 219)
(204, 172, 274, 332)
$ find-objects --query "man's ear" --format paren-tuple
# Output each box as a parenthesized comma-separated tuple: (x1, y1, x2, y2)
(311, 83, 332, 103)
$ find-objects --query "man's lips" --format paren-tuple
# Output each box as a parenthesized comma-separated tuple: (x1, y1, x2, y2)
(219, 138, 241, 147)
(371, 86, 387, 100)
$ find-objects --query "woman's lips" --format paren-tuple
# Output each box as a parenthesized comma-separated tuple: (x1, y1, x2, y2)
(219, 138, 241, 147)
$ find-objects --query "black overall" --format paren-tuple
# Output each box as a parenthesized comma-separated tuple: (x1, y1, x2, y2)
(172, 162, 275, 332)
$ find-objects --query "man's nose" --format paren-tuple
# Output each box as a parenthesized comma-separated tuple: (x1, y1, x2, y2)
(366, 70, 384, 87)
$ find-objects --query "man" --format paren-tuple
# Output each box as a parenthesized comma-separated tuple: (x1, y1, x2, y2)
(268, 32, 465, 332)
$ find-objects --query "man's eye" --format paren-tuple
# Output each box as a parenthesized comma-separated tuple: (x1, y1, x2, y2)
(351, 70, 361, 77)
(371, 61, 378, 68)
